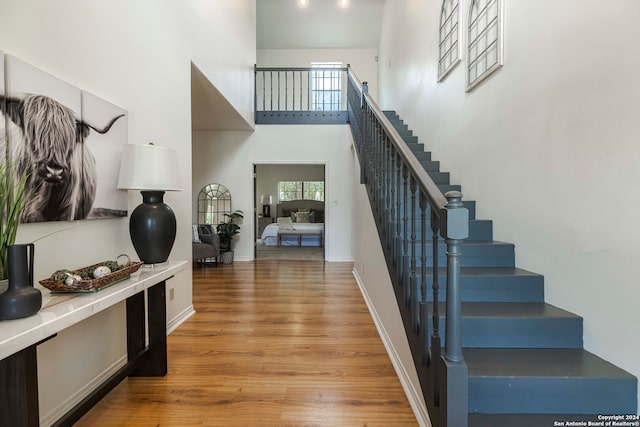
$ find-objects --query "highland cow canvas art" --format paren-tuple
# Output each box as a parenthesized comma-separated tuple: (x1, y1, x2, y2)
(0, 54, 128, 223)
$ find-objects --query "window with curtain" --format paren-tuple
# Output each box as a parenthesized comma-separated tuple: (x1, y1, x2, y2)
(310, 62, 342, 111)
(278, 181, 325, 202)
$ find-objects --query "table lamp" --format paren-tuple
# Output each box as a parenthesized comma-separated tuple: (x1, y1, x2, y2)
(117, 143, 181, 265)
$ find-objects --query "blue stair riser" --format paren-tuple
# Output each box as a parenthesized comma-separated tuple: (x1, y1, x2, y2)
(371, 170, 450, 185)
(366, 148, 431, 161)
(469, 377, 638, 414)
(426, 317, 583, 349)
(417, 274, 545, 303)
(395, 241, 515, 268)
(384, 199, 477, 220)
(393, 219, 493, 241)
(403, 136, 419, 144)
(420, 160, 441, 171)
(376, 184, 460, 200)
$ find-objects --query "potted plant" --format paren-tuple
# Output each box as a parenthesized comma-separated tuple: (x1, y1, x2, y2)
(0, 162, 27, 283)
(216, 210, 244, 264)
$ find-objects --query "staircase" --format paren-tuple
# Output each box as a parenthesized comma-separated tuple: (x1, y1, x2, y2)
(380, 110, 637, 425)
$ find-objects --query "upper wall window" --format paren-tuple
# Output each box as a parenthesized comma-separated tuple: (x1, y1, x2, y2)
(438, 0, 461, 81)
(310, 62, 342, 111)
(467, 0, 503, 91)
(279, 181, 325, 202)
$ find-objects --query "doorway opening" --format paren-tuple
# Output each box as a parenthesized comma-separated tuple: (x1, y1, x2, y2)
(254, 163, 326, 261)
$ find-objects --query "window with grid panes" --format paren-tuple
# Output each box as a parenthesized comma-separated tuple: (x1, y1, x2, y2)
(467, 0, 502, 91)
(278, 181, 324, 202)
(438, 0, 461, 81)
(310, 62, 342, 111)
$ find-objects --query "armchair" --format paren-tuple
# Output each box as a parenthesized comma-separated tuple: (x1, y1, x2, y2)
(192, 224, 220, 267)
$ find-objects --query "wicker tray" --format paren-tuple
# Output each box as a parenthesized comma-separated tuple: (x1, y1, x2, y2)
(39, 260, 143, 293)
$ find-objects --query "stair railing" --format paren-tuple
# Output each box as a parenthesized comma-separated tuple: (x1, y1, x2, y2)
(254, 65, 349, 124)
(347, 66, 469, 427)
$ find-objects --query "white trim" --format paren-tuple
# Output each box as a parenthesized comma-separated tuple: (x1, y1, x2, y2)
(352, 268, 432, 427)
(40, 354, 128, 426)
(40, 304, 194, 424)
(167, 304, 196, 335)
(251, 160, 330, 262)
(465, 0, 504, 92)
(437, 0, 462, 82)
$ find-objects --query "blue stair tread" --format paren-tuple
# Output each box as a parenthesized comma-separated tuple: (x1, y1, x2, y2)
(426, 266, 542, 278)
(466, 349, 637, 414)
(455, 302, 580, 319)
(466, 348, 635, 379)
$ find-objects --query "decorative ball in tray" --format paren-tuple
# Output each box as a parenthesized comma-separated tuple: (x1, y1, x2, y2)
(39, 254, 143, 293)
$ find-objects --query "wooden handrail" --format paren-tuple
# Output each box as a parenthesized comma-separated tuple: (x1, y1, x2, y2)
(346, 67, 447, 215)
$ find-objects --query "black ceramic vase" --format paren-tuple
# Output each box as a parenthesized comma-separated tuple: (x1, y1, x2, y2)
(0, 243, 42, 320)
(129, 191, 177, 264)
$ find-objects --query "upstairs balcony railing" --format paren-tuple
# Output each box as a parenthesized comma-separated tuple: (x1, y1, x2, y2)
(255, 66, 348, 124)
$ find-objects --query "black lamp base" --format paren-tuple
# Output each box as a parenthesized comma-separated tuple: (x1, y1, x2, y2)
(129, 191, 177, 264)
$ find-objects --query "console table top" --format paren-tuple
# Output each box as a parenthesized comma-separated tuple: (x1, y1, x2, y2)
(0, 260, 188, 361)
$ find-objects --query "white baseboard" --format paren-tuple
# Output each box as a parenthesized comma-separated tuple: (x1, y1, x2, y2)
(40, 354, 128, 427)
(167, 304, 195, 334)
(352, 268, 432, 427)
(40, 305, 195, 426)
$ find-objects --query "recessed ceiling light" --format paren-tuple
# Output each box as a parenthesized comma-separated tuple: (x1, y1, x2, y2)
(338, 0, 349, 8)
(298, 0, 309, 7)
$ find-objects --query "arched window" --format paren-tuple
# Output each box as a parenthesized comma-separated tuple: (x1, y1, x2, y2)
(467, 0, 503, 91)
(438, 0, 461, 81)
(198, 183, 231, 225)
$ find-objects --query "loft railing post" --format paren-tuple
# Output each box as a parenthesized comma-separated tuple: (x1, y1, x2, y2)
(394, 154, 402, 267)
(409, 177, 419, 327)
(361, 82, 368, 149)
(439, 191, 469, 427)
(430, 204, 442, 406)
(360, 82, 369, 185)
(419, 193, 430, 365)
(400, 164, 409, 286)
(383, 136, 392, 245)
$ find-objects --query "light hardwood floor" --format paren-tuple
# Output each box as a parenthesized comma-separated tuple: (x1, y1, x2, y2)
(76, 261, 418, 426)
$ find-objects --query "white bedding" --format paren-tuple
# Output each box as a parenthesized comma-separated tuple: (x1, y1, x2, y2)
(261, 222, 324, 246)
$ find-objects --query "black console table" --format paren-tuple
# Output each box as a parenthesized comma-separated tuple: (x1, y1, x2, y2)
(0, 260, 188, 427)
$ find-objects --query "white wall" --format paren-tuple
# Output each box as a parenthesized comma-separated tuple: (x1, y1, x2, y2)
(258, 48, 379, 100)
(351, 148, 430, 426)
(0, 0, 255, 424)
(379, 0, 640, 409)
(192, 125, 355, 262)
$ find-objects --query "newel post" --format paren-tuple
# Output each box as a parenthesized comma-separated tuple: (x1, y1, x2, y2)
(439, 191, 469, 427)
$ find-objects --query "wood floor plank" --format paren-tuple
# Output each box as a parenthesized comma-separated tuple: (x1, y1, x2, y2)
(76, 260, 418, 426)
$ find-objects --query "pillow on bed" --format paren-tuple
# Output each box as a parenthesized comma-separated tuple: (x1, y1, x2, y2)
(277, 217, 293, 225)
(295, 211, 310, 223)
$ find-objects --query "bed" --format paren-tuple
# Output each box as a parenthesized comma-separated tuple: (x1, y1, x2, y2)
(260, 200, 324, 247)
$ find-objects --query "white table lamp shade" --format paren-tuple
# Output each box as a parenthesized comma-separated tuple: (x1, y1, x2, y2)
(117, 143, 181, 191)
